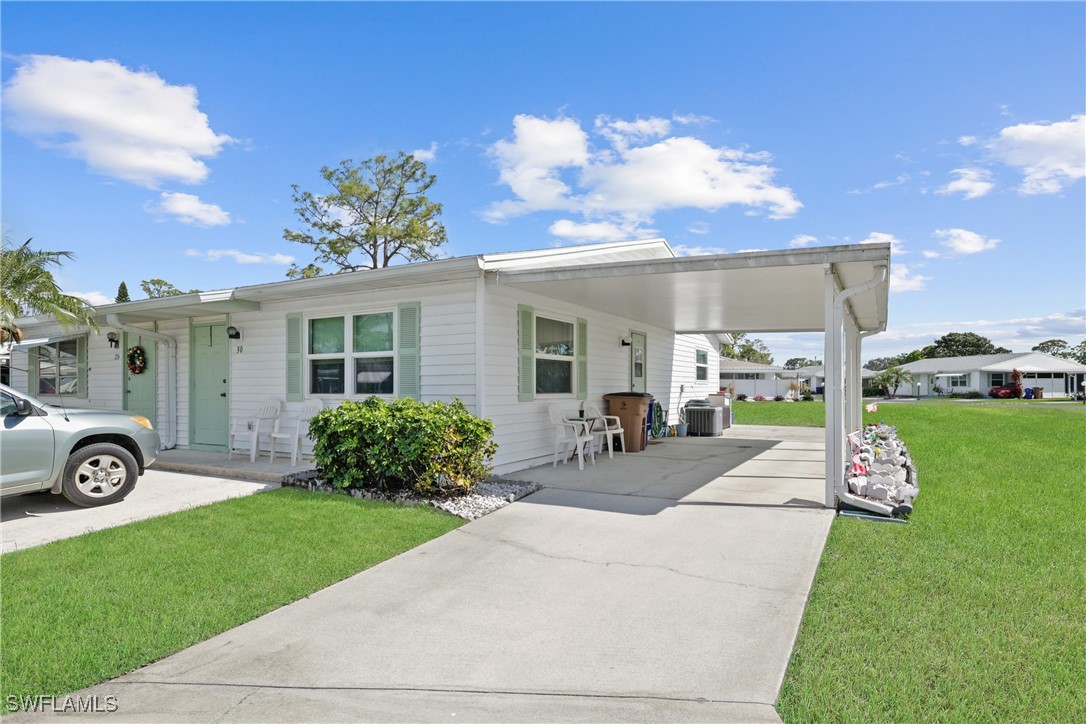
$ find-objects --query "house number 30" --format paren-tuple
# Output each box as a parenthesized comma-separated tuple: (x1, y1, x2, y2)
(235, 345, 243, 354)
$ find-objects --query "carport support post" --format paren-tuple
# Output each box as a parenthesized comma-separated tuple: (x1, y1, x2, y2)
(823, 265, 843, 509)
(844, 317, 860, 434)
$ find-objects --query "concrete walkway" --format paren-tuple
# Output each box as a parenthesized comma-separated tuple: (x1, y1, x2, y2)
(1, 470, 278, 552)
(25, 425, 831, 722)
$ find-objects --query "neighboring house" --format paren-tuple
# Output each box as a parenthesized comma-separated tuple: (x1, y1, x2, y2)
(897, 352, 1086, 398)
(7, 239, 892, 505)
(780, 365, 880, 394)
(718, 358, 789, 398)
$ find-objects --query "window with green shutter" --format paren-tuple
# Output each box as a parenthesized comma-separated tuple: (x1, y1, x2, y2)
(519, 306, 587, 400)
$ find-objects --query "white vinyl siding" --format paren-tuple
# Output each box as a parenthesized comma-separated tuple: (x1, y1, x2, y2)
(486, 282, 718, 473)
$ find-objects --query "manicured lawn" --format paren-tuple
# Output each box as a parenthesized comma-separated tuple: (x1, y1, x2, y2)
(753, 401, 1086, 721)
(1, 488, 462, 704)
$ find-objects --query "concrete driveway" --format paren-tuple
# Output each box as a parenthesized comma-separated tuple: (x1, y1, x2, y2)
(26, 425, 831, 722)
(1, 469, 278, 552)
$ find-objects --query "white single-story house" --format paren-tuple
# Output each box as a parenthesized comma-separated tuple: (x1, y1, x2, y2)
(718, 358, 790, 398)
(7, 239, 892, 508)
(897, 352, 1086, 398)
(779, 364, 880, 394)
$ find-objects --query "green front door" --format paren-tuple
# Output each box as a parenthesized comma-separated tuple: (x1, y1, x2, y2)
(123, 332, 157, 425)
(191, 323, 229, 450)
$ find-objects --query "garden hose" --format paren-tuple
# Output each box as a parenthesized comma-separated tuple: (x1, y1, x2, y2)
(650, 400, 667, 438)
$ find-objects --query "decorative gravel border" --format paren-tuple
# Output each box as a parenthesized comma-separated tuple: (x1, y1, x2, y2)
(281, 471, 541, 520)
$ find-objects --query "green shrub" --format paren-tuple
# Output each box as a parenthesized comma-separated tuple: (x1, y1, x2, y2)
(862, 386, 883, 397)
(309, 397, 497, 497)
(949, 390, 985, 399)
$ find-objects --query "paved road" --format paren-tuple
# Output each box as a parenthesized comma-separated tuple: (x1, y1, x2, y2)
(18, 428, 832, 722)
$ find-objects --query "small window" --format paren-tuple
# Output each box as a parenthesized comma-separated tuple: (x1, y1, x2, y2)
(308, 317, 346, 394)
(989, 372, 1006, 387)
(947, 374, 969, 388)
(535, 315, 574, 395)
(36, 339, 82, 396)
(353, 312, 394, 395)
(695, 349, 709, 381)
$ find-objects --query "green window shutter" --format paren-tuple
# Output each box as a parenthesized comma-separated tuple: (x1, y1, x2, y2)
(575, 317, 588, 401)
(26, 347, 38, 395)
(518, 305, 535, 402)
(285, 313, 303, 401)
(397, 302, 421, 400)
(77, 336, 88, 399)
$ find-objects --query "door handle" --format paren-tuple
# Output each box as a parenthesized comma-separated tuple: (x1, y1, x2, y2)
(220, 392, 227, 397)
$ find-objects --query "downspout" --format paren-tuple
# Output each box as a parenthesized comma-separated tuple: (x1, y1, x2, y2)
(106, 315, 177, 449)
(475, 271, 487, 419)
(830, 266, 889, 515)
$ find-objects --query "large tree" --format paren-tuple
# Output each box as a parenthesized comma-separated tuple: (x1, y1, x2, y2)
(1069, 340, 1086, 365)
(284, 153, 447, 277)
(140, 279, 200, 298)
(115, 281, 131, 303)
(721, 333, 774, 365)
(784, 356, 821, 370)
(1, 237, 97, 344)
(1031, 339, 1071, 358)
(926, 332, 1010, 358)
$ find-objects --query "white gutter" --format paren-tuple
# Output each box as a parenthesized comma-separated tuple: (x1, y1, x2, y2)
(827, 266, 890, 515)
(106, 315, 177, 450)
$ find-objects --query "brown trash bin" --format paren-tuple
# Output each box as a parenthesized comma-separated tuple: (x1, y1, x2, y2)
(1033, 387, 1044, 399)
(602, 393, 652, 452)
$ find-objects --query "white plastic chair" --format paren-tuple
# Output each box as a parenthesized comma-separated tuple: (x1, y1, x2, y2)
(548, 403, 595, 470)
(269, 399, 324, 466)
(583, 403, 625, 459)
(228, 398, 282, 463)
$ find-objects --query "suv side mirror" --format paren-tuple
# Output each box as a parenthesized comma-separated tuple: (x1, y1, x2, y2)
(14, 398, 32, 416)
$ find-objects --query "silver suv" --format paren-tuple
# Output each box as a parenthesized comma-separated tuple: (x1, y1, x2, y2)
(0, 383, 160, 507)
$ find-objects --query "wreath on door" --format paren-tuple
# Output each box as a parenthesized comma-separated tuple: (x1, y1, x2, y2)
(127, 346, 147, 374)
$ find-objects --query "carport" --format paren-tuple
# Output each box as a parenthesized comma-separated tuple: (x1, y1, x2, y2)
(495, 242, 892, 509)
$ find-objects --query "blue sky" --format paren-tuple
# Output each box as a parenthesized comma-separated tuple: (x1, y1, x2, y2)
(3, 1, 1083, 363)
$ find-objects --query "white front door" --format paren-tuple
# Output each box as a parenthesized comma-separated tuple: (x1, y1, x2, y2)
(630, 331, 647, 393)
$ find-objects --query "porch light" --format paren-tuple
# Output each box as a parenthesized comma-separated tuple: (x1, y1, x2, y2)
(227, 326, 242, 340)
(106, 332, 120, 349)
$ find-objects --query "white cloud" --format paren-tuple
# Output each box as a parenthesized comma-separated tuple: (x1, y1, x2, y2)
(937, 167, 994, 199)
(484, 113, 801, 238)
(412, 141, 438, 162)
(865, 308, 1085, 358)
(933, 227, 1000, 255)
(686, 221, 710, 235)
(548, 219, 645, 243)
(987, 114, 1085, 194)
(185, 248, 294, 265)
(789, 234, 817, 248)
(4, 55, 233, 187)
(958, 135, 978, 147)
(860, 231, 907, 254)
(672, 113, 715, 126)
(672, 244, 730, 256)
(69, 290, 113, 306)
(147, 192, 231, 227)
(889, 264, 929, 293)
(922, 250, 941, 259)
(594, 115, 672, 150)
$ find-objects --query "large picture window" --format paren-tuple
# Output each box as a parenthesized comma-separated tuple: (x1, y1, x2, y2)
(308, 312, 395, 396)
(35, 339, 82, 396)
(535, 315, 574, 395)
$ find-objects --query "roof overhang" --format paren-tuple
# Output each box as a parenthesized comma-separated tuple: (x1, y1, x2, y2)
(493, 244, 891, 334)
(88, 257, 485, 325)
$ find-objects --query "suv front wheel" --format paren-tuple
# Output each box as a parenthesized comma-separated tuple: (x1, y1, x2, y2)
(61, 443, 139, 507)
